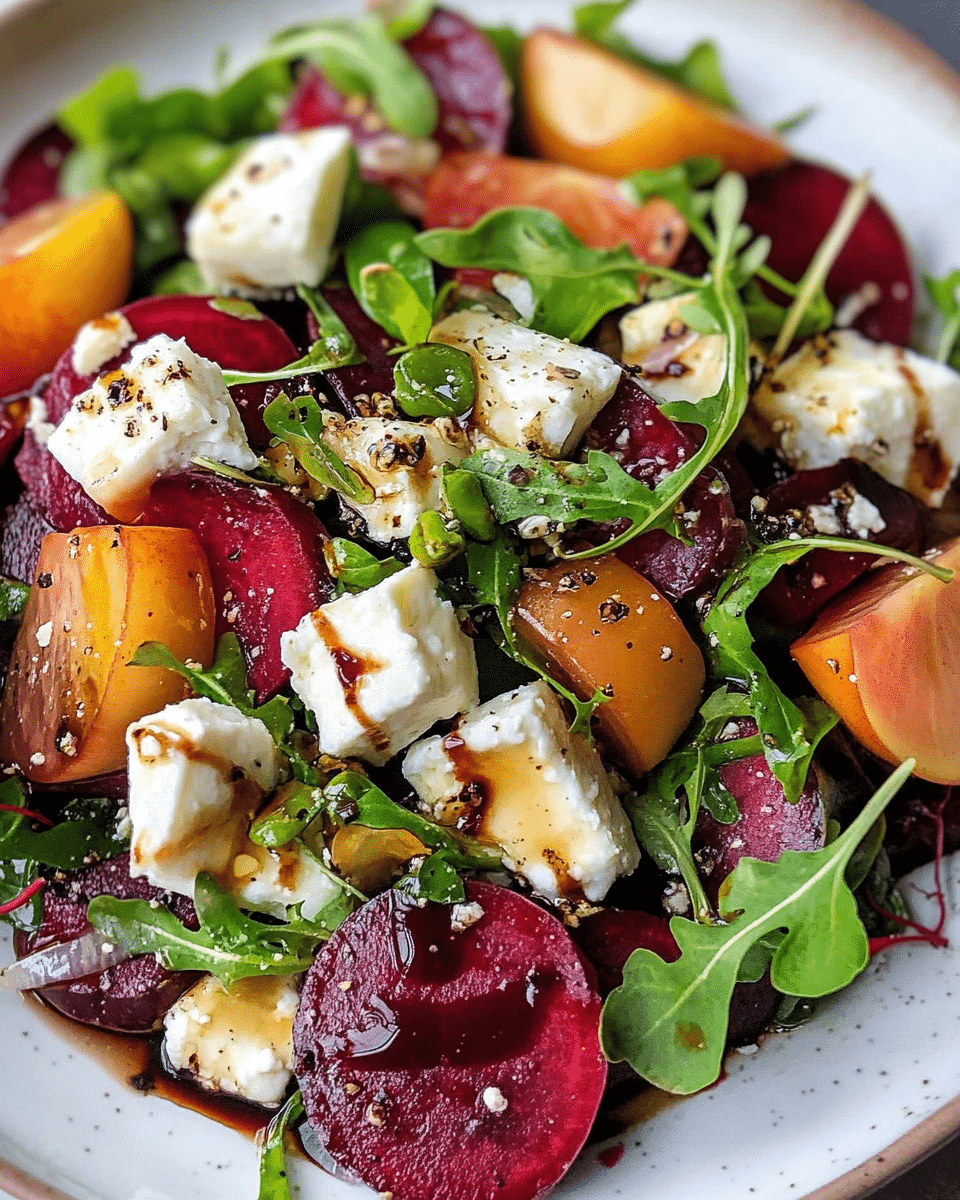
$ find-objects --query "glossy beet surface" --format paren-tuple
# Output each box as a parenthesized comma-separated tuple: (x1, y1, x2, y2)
(15, 852, 199, 1033)
(143, 472, 334, 701)
(0, 125, 72, 221)
(15, 429, 110, 533)
(744, 160, 914, 345)
(313, 285, 400, 413)
(294, 881, 606, 1200)
(0, 491, 53, 582)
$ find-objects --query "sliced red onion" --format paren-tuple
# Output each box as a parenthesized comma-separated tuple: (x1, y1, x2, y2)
(1, 931, 133, 990)
(640, 326, 701, 376)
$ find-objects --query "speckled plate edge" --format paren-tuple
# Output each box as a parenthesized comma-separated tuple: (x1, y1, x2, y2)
(0, 0, 959, 1197)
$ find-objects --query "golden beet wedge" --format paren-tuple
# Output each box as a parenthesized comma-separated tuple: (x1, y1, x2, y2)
(0, 526, 215, 784)
(521, 30, 789, 178)
(0, 192, 134, 396)
(791, 537, 960, 785)
(514, 555, 704, 777)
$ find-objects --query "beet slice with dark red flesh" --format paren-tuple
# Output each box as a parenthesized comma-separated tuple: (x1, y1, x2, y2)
(294, 881, 607, 1200)
(753, 459, 926, 628)
(313, 285, 400, 415)
(0, 124, 73, 221)
(15, 428, 111, 532)
(143, 472, 334, 701)
(744, 160, 914, 346)
(14, 852, 199, 1033)
(693, 720, 826, 909)
(0, 491, 53, 582)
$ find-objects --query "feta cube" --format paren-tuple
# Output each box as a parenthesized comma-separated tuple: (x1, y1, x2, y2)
(751, 329, 960, 506)
(430, 309, 621, 458)
(402, 681, 640, 903)
(186, 128, 352, 293)
(280, 564, 478, 766)
(162, 974, 298, 1107)
(70, 310, 136, 376)
(321, 415, 469, 542)
(619, 293, 727, 405)
(46, 333, 257, 521)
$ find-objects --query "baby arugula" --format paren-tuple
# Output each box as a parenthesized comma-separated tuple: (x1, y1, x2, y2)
(601, 758, 915, 1095)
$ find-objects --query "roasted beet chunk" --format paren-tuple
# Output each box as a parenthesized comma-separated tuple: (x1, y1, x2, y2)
(0, 124, 73, 220)
(143, 472, 334, 701)
(313, 285, 399, 414)
(294, 881, 607, 1200)
(15, 852, 199, 1033)
(15, 428, 111, 533)
(744, 159, 914, 346)
(753, 459, 926, 628)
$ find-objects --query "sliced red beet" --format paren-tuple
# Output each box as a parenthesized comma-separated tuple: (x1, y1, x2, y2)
(294, 881, 606, 1200)
(693, 720, 826, 908)
(0, 124, 73, 221)
(312, 285, 399, 414)
(401, 9, 511, 154)
(0, 393, 28, 474)
(44, 294, 298, 449)
(14, 852, 199, 1033)
(143, 472, 334, 700)
(744, 160, 914, 346)
(0, 491, 53, 582)
(753, 459, 926, 627)
(15, 429, 111, 532)
(587, 373, 696, 488)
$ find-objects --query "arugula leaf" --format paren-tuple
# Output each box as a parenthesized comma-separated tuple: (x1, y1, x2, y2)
(262, 393, 374, 505)
(924, 269, 960, 365)
(257, 1091, 305, 1200)
(57, 66, 141, 144)
(378, 0, 435, 40)
(345, 220, 436, 347)
(267, 14, 438, 139)
(481, 25, 523, 92)
(397, 853, 466, 904)
(601, 758, 914, 1094)
(417, 207, 656, 342)
(151, 258, 206, 295)
(702, 536, 951, 803)
(329, 539, 405, 593)
(0, 579, 29, 625)
(87, 873, 348, 987)
(249, 782, 327, 849)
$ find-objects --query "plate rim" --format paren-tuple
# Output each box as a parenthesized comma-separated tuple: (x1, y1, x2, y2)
(1, 0, 959, 1198)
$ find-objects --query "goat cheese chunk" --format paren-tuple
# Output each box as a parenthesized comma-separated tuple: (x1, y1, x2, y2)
(186, 128, 352, 293)
(403, 681, 640, 903)
(162, 975, 298, 1107)
(322, 415, 469, 542)
(46, 333, 256, 522)
(751, 329, 960, 506)
(126, 697, 339, 919)
(619, 293, 727, 405)
(70, 310, 136, 376)
(280, 564, 478, 766)
(430, 309, 621, 458)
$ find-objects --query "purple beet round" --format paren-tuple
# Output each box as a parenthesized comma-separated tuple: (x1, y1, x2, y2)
(15, 852, 199, 1033)
(143, 472, 335, 701)
(15, 429, 111, 532)
(0, 124, 73, 221)
(0, 490, 53, 582)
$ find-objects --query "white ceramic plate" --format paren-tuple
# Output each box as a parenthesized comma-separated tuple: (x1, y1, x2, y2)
(2, 1, 960, 1198)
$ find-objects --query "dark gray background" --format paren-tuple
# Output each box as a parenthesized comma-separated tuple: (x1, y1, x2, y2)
(853, 3, 959, 1197)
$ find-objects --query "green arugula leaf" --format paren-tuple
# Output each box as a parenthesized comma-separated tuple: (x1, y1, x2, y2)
(262, 393, 374, 505)
(345, 220, 436, 346)
(0, 784, 125, 872)
(87, 873, 349, 988)
(601, 759, 914, 1094)
(267, 14, 438, 139)
(249, 782, 327, 849)
(256, 1091, 304, 1200)
(57, 66, 141, 145)
(702, 537, 951, 803)
(151, 258, 206, 295)
(0, 579, 29, 625)
(924, 269, 960, 365)
(379, 0, 435, 40)
(329, 539, 405, 593)
(481, 24, 523, 92)
(397, 853, 467, 904)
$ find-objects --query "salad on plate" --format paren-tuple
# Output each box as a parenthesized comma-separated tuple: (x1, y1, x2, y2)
(1, 2, 959, 1198)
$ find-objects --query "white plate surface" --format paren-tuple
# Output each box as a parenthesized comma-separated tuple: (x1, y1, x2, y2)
(1, 2, 960, 1199)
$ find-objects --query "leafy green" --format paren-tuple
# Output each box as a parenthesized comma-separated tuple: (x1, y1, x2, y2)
(0, 579, 29, 625)
(249, 782, 327, 849)
(481, 25, 523, 93)
(267, 14, 438, 139)
(573, 2, 740, 111)
(345, 221, 436, 347)
(87, 872, 350, 987)
(417, 207, 653, 342)
(702, 537, 951, 804)
(329, 539, 405, 593)
(379, 0, 435, 40)
(601, 759, 915, 1094)
(151, 258, 206, 295)
(262, 392, 374, 505)
(924, 269, 960, 366)
(57, 66, 141, 144)
(257, 1091, 305, 1200)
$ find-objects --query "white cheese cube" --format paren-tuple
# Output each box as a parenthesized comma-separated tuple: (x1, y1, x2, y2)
(322, 415, 469, 542)
(46, 333, 257, 521)
(280, 564, 478, 766)
(619, 293, 727, 405)
(162, 974, 298, 1107)
(70, 310, 136, 376)
(751, 329, 960, 506)
(186, 128, 352, 293)
(430, 309, 621, 458)
(402, 681, 640, 903)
